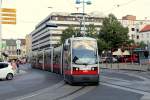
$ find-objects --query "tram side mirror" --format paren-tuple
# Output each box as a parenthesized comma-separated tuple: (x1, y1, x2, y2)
(64, 45, 68, 51)
(64, 39, 70, 51)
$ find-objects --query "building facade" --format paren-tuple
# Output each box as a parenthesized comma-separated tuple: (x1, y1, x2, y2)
(119, 15, 150, 42)
(31, 12, 103, 51)
(138, 25, 150, 44)
(31, 13, 150, 52)
(1, 39, 26, 60)
(25, 34, 32, 58)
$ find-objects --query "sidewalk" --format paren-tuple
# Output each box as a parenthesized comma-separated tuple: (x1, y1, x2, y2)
(100, 63, 150, 71)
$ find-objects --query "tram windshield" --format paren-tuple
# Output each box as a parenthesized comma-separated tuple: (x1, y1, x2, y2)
(72, 40, 98, 65)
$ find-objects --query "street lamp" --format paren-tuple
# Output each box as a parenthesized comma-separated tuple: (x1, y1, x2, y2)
(75, 0, 91, 36)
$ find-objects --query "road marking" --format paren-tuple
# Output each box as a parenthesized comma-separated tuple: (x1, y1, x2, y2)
(114, 71, 149, 81)
(101, 76, 130, 83)
(102, 82, 150, 95)
(102, 82, 150, 100)
(8, 81, 64, 100)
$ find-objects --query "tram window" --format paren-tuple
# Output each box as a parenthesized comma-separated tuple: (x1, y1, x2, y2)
(144, 51, 149, 58)
(64, 45, 70, 51)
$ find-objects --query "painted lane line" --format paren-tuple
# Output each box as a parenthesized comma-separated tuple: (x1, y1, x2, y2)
(8, 81, 65, 100)
(10, 84, 84, 100)
(102, 82, 150, 100)
(101, 82, 150, 95)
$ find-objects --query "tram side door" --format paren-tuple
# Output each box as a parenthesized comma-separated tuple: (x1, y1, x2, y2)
(63, 43, 71, 80)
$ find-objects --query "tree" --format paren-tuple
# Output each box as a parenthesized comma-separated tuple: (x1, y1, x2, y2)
(99, 14, 129, 49)
(86, 24, 98, 38)
(97, 38, 110, 54)
(60, 24, 98, 43)
(137, 41, 146, 48)
(60, 26, 80, 44)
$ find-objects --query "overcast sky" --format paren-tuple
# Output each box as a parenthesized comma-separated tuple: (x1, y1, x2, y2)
(1, 0, 150, 39)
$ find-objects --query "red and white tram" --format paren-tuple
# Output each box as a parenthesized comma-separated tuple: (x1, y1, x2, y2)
(31, 37, 100, 85)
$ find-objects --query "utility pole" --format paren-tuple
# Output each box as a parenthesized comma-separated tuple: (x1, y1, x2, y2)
(0, 0, 2, 58)
(75, 0, 91, 36)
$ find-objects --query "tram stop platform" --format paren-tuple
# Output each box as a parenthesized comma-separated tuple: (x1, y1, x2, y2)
(99, 63, 150, 71)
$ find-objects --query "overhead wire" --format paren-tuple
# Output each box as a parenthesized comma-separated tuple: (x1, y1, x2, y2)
(103, 0, 138, 14)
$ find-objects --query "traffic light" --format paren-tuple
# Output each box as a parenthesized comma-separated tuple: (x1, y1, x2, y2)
(16, 49, 21, 55)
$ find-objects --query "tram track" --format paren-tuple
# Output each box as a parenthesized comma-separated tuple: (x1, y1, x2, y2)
(53, 86, 86, 100)
(10, 81, 97, 100)
(9, 81, 66, 100)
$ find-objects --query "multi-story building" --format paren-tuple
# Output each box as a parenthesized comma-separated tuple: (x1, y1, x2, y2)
(31, 12, 103, 51)
(25, 34, 32, 59)
(138, 25, 150, 44)
(1, 39, 26, 60)
(119, 15, 150, 42)
(31, 12, 150, 52)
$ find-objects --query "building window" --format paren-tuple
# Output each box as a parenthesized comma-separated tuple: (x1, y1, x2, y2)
(137, 35, 139, 39)
(147, 33, 149, 38)
(131, 28, 135, 31)
(136, 29, 139, 32)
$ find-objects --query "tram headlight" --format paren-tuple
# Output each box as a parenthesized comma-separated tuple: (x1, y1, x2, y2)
(91, 67, 98, 71)
(73, 67, 80, 71)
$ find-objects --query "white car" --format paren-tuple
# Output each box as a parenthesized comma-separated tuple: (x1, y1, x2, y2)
(0, 62, 15, 80)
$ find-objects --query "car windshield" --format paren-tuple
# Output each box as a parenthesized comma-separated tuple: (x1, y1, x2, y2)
(72, 40, 97, 65)
(0, 63, 8, 69)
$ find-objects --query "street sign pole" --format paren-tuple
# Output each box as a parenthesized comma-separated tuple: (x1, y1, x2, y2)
(16, 40, 21, 59)
(0, 0, 2, 59)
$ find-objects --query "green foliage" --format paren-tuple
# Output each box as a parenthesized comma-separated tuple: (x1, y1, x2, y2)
(60, 26, 80, 44)
(60, 14, 131, 54)
(86, 24, 98, 38)
(97, 38, 110, 53)
(137, 41, 146, 48)
(99, 14, 129, 49)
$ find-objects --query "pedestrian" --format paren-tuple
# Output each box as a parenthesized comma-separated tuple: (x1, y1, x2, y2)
(11, 60, 17, 74)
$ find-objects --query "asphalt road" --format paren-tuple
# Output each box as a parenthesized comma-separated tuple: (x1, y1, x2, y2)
(1, 64, 149, 100)
(0, 65, 62, 100)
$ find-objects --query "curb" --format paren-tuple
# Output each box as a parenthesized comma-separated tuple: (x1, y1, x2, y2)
(141, 95, 150, 100)
(99, 63, 149, 71)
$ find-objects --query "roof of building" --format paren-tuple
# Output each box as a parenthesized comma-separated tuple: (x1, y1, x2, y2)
(140, 25, 150, 32)
(2, 39, 25, 46)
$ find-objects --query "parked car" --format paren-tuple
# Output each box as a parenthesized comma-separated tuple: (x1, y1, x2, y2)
(0, 62, 15, 80)
(105, 57, 118, 63)
(99, 57, 107, 63)
(99, 57, 118, 63)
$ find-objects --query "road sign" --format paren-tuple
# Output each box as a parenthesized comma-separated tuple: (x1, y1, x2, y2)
(0, 8, 16, 24)
(1, 13, 16, 17)
(1, 21, 16, 24)
(1, 17, 16, 20)
(0, 8, 16, 13)
(16, 40, 21, 49)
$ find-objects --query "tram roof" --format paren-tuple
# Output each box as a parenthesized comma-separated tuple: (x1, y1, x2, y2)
(69, 37, 96, 41)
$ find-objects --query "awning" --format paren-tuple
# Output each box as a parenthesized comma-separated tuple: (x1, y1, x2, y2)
(122, 50, 130, 55)
(112, 49, 122, 55)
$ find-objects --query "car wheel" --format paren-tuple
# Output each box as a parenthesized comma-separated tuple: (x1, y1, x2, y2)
(6, 73, 13, 80)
